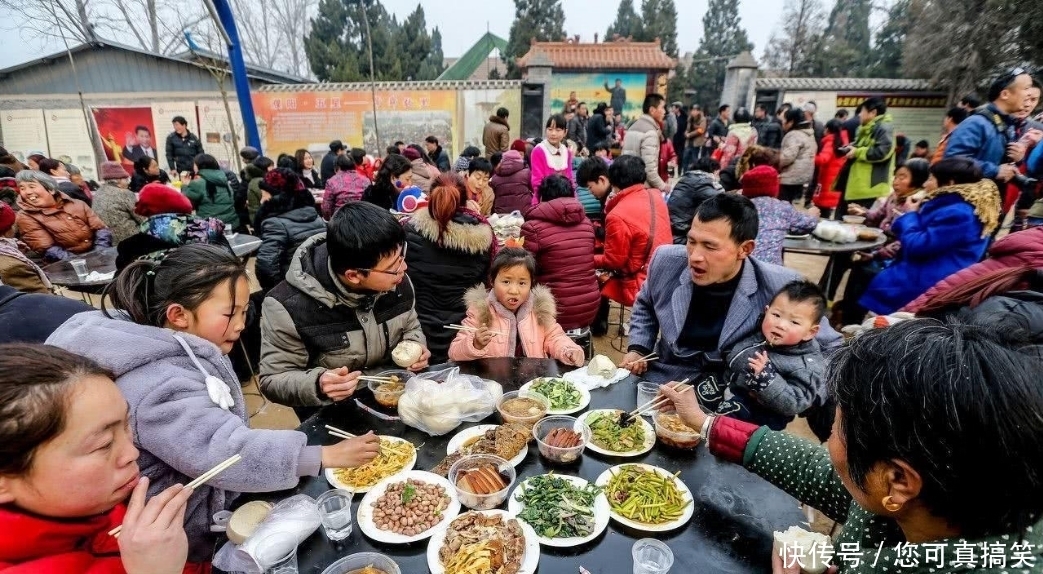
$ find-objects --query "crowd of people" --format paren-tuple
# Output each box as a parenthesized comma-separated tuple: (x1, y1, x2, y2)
(1, 66, 1043, 574)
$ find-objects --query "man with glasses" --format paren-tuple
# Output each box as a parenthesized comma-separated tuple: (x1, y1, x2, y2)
(259, 201, 430, 420)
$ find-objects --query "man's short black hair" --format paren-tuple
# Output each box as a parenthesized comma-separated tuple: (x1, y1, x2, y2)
(693, 193, 759, 244)
(607, 155, 646, 189)
(959, 94, 982, 108)
(171, 116, 187, 126)
(577, 156, 609, 187)
(988, 69, 1031, 101)
(328, 201, 405, 275)
(835, 109, 849, 119)
(496, 107, 509, 119)
(468, 157, 492, 175)
(755, 104, 769, 113)
(134, 125, 150, 134)
(537, 175, 574, 202)
(350, 148, 366, 165)
(772, 280, 826, 323)
(915, 139, 930, 149)
(642, 93, 666, 114)
(386, 145, 400, 156)
(862, 96, 887, 115)
(718, 104, 730, 114)
(946, 107, 969, 124)
(393, 141, 404, 147)
(930, 157, 982, 185)
(335, 154, 356, 171)
(461, 146, 481, 159)
(425, 135, 439, 145)
(252, 156, 274, 170)
(693, 156, 720, 173)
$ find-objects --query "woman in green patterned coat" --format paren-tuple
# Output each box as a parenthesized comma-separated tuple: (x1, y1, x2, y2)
(660, 320, 1043, 573)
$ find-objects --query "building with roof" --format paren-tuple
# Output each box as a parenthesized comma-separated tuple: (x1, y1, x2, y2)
(439, 32, 508, 81)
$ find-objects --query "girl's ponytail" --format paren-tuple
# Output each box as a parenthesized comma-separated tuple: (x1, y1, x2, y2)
(427, 173, 467, 243)
(104, 258, 160, 325)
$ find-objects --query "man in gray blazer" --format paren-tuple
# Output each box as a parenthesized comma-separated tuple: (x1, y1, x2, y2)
(623, 193, 842, 409)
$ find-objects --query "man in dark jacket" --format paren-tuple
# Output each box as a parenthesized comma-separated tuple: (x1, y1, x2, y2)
(164, 116, 204, 174)
(425, 136, 451, 172)
(587, 103, 615, 151)
(670, 102, 688, 164)
(0, 284, 92, 344)
(705, 105, 731, 156)
(667, 157, 724, 244)
(567, 102, 590, 150)
(320, 140, 346, 182)
(753, 104, 782, 149)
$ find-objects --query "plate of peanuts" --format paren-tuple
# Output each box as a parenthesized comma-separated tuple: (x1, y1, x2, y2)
(357, 470, 462, 544)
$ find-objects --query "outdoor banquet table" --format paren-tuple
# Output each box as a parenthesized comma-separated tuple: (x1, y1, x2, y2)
(784, 233, 888, 296)
(237, 358, 808, 573)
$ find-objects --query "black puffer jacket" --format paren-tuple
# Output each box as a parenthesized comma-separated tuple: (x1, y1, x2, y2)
(255, 206, 327, 292)
(164, 131, 204, 173)
(667, 171, 724, 243)
(404, 207, 495, 363)
(954, 290, 1043, 343)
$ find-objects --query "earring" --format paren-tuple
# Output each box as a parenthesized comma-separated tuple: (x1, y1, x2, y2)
(882, 495, 903, 513)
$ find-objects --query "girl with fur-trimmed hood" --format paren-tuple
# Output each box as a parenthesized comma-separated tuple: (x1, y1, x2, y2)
(448, 248, 584, 365)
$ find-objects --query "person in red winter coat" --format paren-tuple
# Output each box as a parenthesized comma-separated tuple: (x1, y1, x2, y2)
(490, 150, 533, 214)
(521, 175, 600, 330)
(812, 119, 850, 219)
(657, 136, 677, 185)
(0, 344, 199, 574)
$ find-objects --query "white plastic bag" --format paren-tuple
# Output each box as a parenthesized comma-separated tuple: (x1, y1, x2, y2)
(211, 494, 320, 574)
(397, 367, 503, 435)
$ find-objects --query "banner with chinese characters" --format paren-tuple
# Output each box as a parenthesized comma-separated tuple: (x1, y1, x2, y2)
(836, 92, 948, 150)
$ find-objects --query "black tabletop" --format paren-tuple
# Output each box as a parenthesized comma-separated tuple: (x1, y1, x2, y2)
(784, 233, 887, 255)
(244, 358, 805, 573)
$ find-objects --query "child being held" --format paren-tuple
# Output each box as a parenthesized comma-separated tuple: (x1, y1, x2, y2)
(716, 280, 827, 430)
(449, 248, 585, 366)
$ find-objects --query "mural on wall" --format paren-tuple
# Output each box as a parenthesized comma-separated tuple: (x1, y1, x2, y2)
(90, 107, 157, 170)
(549, 72, 648, 123)
(0, 109, 48, 162)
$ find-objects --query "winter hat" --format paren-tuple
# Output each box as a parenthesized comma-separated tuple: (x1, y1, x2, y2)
(0, 202, 14, 234)
(402, 147, 421, 161)
(510, 139, 527, 154)
(135, 182, 193, 216)
(240, 146, 260, 162)
(99, 161, 130, 181)
(739, 165, 780, 199)
(260, 167, 305, 195)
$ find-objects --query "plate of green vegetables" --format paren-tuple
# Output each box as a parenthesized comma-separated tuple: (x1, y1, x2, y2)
(595, 463, 694, 532)
(506, 473, 610, 547)
(520, 378, 590, 415)
(581, 409, 656, 457)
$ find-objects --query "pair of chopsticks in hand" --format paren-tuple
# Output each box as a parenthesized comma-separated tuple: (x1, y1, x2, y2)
(326, 424, 387, 453)
(623, 351, 659, 368)
(446, 323, 506, 337)
(108, 454, 243, 537)
(357, 374, 397, 384)
(628, 378, 692, 419)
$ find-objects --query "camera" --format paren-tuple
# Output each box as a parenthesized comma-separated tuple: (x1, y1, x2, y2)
(1011, 173, 1039, 191)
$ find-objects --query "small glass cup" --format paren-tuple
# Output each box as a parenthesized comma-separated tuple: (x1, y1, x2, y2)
(632, 538, 674, 574)
(637, 382, 659, 417)
(257, 531, 299, 574)
(316, 488, 354, 541)
(70, 258, 88, 279)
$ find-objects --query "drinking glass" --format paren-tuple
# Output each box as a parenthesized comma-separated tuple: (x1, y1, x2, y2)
(632, 538, 674, 574)
(257, 531, 299, 574)
(637, 382, 658, 417)
(316, 488, 354, 541)
(70, 259, 88, 279)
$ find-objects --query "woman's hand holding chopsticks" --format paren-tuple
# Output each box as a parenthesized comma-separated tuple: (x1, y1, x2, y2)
(322, 430, 381, 468)
(117, 476, 191, 574)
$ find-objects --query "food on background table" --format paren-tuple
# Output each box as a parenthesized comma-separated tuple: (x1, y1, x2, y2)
(513, 475, 601, 539)
(773, 526, 832, 574)
(586, 354, 617, 378)
(602, 465, 690, 525)
(370, 478, 452, 536)
(527, 378, 581, 410)
(455, 465, 510, 495)
(439, 512, 526, 574)
(653, 411, 701, 449)
(432, 424, 532, 476)
(587, 410, 647, 452)
(347, 567, 389, 574)
(373, 381, 406, 408)
(332, 438, 415, 490)
(391, 340, 424, 367)
(496, 391, 549, 425)
(543, 428, 582, 449)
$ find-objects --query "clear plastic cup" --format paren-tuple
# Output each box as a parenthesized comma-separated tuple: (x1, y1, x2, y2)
(637, 382, 659, 417)
(316, 489, 354, 541)
(256, 531, 299, 574)
(70, 259, 88, 279)
(632, 538, 674, 574)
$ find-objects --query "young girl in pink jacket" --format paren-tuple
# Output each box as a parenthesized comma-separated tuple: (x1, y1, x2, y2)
(448, 248, 585, 365)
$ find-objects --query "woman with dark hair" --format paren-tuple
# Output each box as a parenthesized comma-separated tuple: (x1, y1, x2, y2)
(183, 153, 238, 228)
(361, 154, 413, 211)
(26, 153, 46, 171)
(403, 172, 495, 363)
(530, 114, 575, 196)
(586, 103, 615, 151)
(812, 119, 850, 218)
(294, 148, 323, 193)
(521, 175, 599, 332)
(254, 168, 324, 292)
(37, 157, 90, 205)
(777, 108, 816, 204)
(659, 319, 1043, 572)
(859, 157, 1000, 315)
(129, 154, 170, 192)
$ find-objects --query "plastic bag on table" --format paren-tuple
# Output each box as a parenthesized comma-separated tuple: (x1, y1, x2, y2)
(397, 367, 503, 435)
(211, 494, 320, 574)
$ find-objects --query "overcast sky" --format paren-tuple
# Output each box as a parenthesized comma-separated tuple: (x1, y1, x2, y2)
(0, 0, 783, 69)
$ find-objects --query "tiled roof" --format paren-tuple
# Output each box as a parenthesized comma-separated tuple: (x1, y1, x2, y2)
(517, 39, 675, 70)
(754, 77, 935, 91)
(257, 80, 523, 92)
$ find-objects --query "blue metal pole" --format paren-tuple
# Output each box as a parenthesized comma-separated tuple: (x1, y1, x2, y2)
(211, 0, 261, 151)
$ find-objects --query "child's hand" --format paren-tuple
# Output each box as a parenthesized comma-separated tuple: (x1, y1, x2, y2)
(319, 367, 360, 402)
(322, 431, 380, 469)
(119, 477, 190, 574)
(407, 345, 431, 372)
(471, 325, 494, 350)
(748, 351, 770, 376)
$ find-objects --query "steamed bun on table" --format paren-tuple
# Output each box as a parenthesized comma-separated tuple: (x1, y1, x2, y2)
(587, 354, 617, 378)
(392, 340, 423, 367)
(773, 526, 831, 574)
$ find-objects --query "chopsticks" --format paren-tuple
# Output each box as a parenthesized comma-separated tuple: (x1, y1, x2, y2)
(357, 375, 397, 384)
(108, 454, 243, 537)
(325, 424, 357, 440)
(623, 351, 659, 367)
(447, 324, 506, 336)
(628, 378, 692, 419)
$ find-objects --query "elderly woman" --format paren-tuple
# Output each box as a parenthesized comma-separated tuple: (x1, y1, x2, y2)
(660, 319, 1043, 573)
(777, 108, 817, 205)
(14, 171, 111, 261)
(90, 161, 143, 244)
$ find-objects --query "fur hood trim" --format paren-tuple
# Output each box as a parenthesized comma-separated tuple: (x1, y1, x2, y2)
(488, 115, 510, 127)
(463, 285, 558, 327)
(409, 207, 494, 254)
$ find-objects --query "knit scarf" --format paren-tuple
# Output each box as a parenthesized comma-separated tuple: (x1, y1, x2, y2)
(923, 179, 1001, 238)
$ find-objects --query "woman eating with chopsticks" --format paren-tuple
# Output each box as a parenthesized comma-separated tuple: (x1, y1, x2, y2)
(45, 244, 381, 566)
(0, 344, 195, 574)
(658, 320, 1043, 572)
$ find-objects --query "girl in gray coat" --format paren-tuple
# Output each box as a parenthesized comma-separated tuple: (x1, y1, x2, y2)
(47, 244, 381, 564)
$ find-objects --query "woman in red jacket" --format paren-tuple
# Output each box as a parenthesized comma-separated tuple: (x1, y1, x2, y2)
(521, 175, 600, 331)
(812, 119, 850, 219)
(0, 344, 197, 574)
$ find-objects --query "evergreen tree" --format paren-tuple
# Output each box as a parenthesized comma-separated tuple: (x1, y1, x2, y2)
(504, 0, 566, 79)
(397, 4, 433, 81)
(762, 0, 825, 76)
(809, 0, 871, 77)
(417, 27, 446, 80)
(864, 0, 912, 78)
(606, 0, 642, 41)
(639, 0, 679, 56)
(305, 0, 364, 81)
(688, 0, 754, 109)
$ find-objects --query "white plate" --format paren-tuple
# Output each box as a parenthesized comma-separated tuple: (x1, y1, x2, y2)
(323, 436, 417, 493)
(426, 509, 540, 574)
(581, 409, 656, 457)
(357, 470, 461, 544)
(595, 463, 694, 532)
(520, 378, 591, 415)
(506, 474, 610, 547)
(446, 425, 528, 467)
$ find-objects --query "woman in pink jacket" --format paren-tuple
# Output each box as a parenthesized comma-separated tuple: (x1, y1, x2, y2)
(529, 114, 575, 205)
(448, 248, 584, 365)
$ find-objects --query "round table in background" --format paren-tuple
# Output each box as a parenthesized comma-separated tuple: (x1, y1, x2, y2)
(228, 358, 808, 574)
(784, 233, 888, 297)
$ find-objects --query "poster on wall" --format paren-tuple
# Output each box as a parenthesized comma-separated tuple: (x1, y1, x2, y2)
(198, 100, 246, 169)
(0, 109, 48, 162)
(459, 88, 522, 152)
(44, 109, 99, 180)
(91, 107, 158, 170)
(549, 72, 648, 123)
